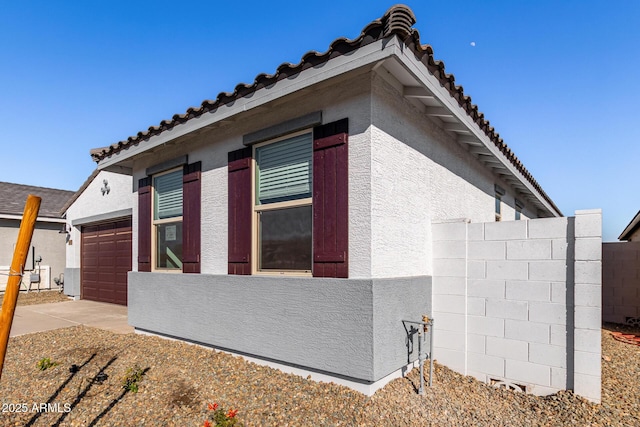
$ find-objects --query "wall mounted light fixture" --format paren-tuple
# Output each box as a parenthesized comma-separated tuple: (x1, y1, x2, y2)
(101, 179, 110, 195)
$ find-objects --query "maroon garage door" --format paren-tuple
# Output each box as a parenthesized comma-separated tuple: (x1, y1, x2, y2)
(81, 219, 132, 305)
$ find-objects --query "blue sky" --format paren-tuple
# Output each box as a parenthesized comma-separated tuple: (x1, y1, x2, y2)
(1, 1, 638, 241)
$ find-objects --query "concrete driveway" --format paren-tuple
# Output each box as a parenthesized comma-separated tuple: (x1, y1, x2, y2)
(9, 300, 133, 337)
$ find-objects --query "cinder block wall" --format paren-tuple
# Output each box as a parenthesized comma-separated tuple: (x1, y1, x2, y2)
(432, 210, 602, 403)
(602, 241, 640, 324)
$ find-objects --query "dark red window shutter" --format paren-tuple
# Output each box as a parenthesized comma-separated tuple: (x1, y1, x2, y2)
(138, 177, 152, 272)
(228, 147, 252, 275)
(313, 118, 348, 278)
(182, 161, 201, 273)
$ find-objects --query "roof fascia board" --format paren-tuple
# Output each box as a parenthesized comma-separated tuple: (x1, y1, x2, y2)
(71, 208, 133, 227)
(389, 47, 561, 217)
(97, 38, 402, 171)
(619, 210, 640, 240)
(0, 214, 66, 223)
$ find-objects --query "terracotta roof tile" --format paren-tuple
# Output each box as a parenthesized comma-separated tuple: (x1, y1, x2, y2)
(90, 4, 559, 215)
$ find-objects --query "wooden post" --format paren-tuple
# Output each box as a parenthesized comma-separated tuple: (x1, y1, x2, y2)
(0, 195, 41, 381)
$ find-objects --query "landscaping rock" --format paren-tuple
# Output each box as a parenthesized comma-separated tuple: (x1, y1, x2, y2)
(0, 323, 637, 426)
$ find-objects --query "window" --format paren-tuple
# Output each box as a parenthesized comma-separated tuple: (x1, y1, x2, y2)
(494, 184, 505, 222)
(515, 199, 524, 220)
(228, 117, 348, 278)
(153, 169, 183, 270)
(253, 132, 313, 273)
(138, 161, 200, 273)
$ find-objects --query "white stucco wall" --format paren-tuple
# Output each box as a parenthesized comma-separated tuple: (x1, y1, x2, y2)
(369, 71, 538, 277)
(130, 72, 374, 277)
(65, 170, 133, 268)
(0, 220, 64, 291)
(126, 69, 547, 280)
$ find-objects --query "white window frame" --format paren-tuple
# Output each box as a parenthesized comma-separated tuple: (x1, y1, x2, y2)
(152, 167, 183, 272)
(251, 129, 313, 276)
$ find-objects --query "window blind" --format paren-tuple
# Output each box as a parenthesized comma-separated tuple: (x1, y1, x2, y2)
(256, 133, 312, 204)
(154, 170, 183, 219)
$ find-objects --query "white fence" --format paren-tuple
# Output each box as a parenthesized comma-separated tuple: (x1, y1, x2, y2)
(431, 210, 602, 403)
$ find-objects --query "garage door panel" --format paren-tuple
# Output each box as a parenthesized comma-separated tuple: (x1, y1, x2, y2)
(81, 218, 132, 306)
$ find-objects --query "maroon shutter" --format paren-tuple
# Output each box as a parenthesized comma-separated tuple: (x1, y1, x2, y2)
(228, 147, 252, 275)
(183, 161, 201, 273)
(138, 177, 152, 272)
(313, 118, 348, 278)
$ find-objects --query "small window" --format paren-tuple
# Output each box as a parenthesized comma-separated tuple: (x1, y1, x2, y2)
(153, 169, 183, 270)
(515, 199, 524, 220)
(494, 184, 505, 222)
(254, 132, 313, 273)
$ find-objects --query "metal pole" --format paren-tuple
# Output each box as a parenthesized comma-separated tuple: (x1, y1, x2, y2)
(429, 318, 434, 387)
(418, 328, 424, 395)
(0, 195, 41, 381)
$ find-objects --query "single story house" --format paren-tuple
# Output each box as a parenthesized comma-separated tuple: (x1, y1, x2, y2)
(0, 182, 73, 292)
(84, 5, 602, 401)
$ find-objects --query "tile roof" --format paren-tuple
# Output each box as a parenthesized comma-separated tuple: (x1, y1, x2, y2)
(90, 4, 559, 215)
(0, 181, 74, 218)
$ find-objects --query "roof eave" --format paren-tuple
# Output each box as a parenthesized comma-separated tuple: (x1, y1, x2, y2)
(619, 210, 640, 241)
(379, 53, 562, 218)
(95, 37, 401, 171)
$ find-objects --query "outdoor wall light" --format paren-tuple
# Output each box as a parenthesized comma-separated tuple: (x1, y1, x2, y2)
(101, 179, 110, 195)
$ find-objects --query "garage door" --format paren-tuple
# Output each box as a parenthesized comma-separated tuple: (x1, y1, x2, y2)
(81, 218, 132, 305)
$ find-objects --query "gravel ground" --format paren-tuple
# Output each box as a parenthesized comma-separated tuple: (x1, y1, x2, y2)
(0, 290, 70, 307)
(0, 319, 638, 426)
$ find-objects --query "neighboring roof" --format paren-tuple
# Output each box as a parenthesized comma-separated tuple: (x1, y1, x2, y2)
(619, 210, 640, 241)
(0, 182, 74, 219)
(59, 169, 100, 216)
(90, 4, 560, 216)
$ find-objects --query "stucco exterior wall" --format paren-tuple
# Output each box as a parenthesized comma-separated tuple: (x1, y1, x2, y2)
(65, 170, 133, 269)
(369, 72, 536, 278)
(128, 70, 541, 280)
(0, 219, 66, 291)
(128, 273, 431, 386)
(130, 71, 374, 277)
(0, 219, 21, 268)
(602, 241, 640, 324)
(63, 170, 133, 297)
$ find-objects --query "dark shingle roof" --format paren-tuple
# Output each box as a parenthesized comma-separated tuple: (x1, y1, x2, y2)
(90, 4, 559, 215)
(0, 182, 74, 218)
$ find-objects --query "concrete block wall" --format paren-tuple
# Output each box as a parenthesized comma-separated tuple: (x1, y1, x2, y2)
(432, 210, 602, 402)
(602, 241, 640, 325)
